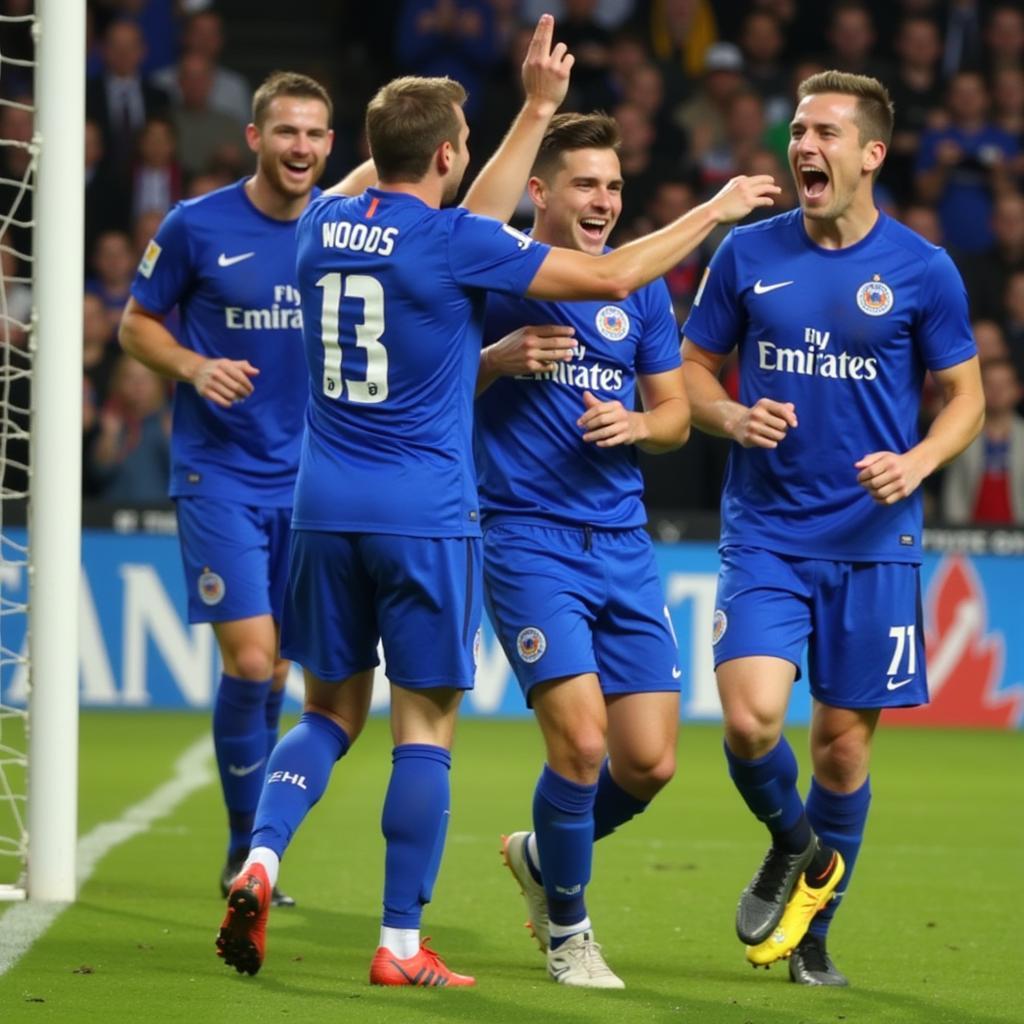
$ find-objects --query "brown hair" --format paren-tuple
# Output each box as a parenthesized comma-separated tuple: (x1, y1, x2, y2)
(532, 112, 621, 179)
(252, 71, 333, 128)
(365, 76, 467, 182)
(796, 69, 894, 147)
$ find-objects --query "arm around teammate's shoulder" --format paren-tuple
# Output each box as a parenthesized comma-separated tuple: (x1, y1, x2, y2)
(526, 176, 780, 301)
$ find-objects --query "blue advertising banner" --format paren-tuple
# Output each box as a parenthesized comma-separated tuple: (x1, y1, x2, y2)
(1, 528, 1022, 727)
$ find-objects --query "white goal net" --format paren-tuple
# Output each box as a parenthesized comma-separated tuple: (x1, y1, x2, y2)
(0, 7, 36, 900)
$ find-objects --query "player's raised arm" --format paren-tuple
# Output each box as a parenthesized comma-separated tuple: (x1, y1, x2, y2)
(324, 157, 377, 197)
(526, 175, 780, 301)
(681, 338, 797, 448)
(461, 14, 573, 221)
(856, 355, 984, 505)
(119, 297, 258, 409)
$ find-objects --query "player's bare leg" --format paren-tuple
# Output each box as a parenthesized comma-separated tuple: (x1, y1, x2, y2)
(217, 667, 374, 975)
(603, 690, 678, 801)
(369, 684, 475, 987)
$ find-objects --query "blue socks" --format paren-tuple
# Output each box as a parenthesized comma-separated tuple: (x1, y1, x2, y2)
(533, 765, 597, 936)
(724, 737, 811, 853)
(381, 744, 452, 928)
(806, 775, 871, 940)
(264, 685, 285, 757)
(212, 673, 271, 856)
(250, 711, 350, 858)
(592, 758, 650, 841)
(522, 758, 650, 896)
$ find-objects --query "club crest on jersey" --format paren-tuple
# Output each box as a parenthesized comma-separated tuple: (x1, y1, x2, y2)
(595, 305, 630, 341)
(138, 239, 161, 278)
(198, 569, 225, 606)
(712, 609, 728, 646)
(516, 626, 547, 664)
(856, 275, 894, 317)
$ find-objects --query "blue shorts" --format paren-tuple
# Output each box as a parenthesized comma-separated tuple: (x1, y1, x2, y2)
(713, 545, 928, 709)
(483, 523, 681, 706)
(279, 530, 482, 689)
(175, 496, 291, 625)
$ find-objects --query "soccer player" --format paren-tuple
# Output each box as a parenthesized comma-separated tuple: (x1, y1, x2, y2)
(119, 72, 335, 907)
(681, 70, 984, 985)
(473, 112, 688, 989)
(214, 16, 778, 988)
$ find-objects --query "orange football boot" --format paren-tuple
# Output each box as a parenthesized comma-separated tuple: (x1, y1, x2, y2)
(369, 938, 475, 987)
(216, 862, 271, 976)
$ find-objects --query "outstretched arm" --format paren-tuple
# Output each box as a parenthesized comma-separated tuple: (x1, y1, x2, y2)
(324, 158, 377, 198)
(461, 14, 573, 221)
(527, 175, 780, 302)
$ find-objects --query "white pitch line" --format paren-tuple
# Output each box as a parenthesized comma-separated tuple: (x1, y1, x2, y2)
(0, 733, 214, 977)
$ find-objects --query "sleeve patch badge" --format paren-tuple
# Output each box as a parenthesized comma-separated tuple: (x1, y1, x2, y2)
(138, 239, 162, 278)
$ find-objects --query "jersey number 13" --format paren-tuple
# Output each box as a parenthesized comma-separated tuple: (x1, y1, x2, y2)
(316, 272, 388, 404)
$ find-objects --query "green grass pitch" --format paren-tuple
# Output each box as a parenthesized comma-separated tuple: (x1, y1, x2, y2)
(0, 711, 1020, 1024)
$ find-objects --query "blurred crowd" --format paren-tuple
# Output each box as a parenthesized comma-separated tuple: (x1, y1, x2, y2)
(0, 0, 1022, 525)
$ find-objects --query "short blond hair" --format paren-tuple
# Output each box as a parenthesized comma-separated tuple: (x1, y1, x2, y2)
(366, 76, 467, 183)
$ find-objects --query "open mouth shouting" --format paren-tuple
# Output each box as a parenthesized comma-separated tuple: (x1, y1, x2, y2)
(799, 164, 830, 203)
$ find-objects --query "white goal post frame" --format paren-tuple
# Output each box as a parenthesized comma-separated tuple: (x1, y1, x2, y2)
(25, 0, 84, 902)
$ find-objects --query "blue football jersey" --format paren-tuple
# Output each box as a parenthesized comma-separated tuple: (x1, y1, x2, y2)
(292, 189, 550, 537)
(683, 209, 976, 563)
(475, 277, 681, 528)
(130, 180, 312, 507)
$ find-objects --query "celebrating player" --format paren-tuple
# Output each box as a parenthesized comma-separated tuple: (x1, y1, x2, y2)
(681, 71, 984, 985)
(213, 16, 777, 988)
(119, 72, 334, 907)
(474, 113, 687, 989)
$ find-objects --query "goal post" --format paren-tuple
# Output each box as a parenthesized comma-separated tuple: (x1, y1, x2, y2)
(24, 0, 84, 902)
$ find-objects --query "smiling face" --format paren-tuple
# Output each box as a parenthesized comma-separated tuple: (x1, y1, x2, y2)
(530, 147, 623, 255)
(249, 95, 332, 201)
(788, 91, 882, 222)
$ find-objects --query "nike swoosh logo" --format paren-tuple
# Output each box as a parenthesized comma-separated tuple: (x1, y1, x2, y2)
(886, 677, 913, 691)
(218, 251, 255, 267)
(671, 667, 682, 679)
(753, 279, 794, 294)
(227, 759, 265, 777)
